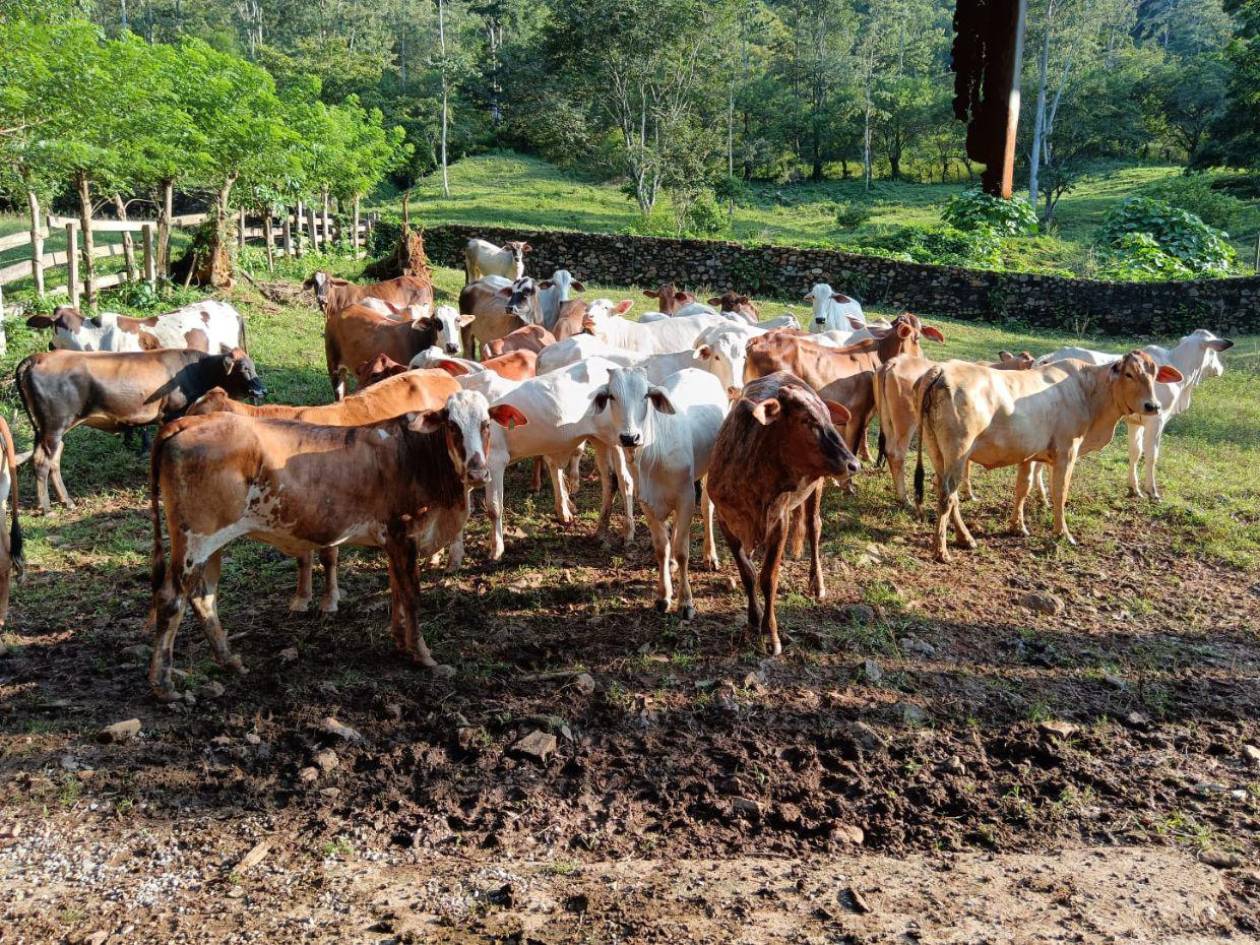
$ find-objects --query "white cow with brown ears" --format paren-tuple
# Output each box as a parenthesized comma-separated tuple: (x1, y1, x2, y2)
(464, 238, 531, 284)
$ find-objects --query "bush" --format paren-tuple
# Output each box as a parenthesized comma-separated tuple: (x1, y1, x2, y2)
(1137, 176, 1246, 230)
(942, 189, 1038, 237)
(682, 188, 725, 237)
(1096, 197, 1236, 276)
(1095, 232, 1195, 282)
(858, 224, 1003, 268)
(833, 200, 873, 228)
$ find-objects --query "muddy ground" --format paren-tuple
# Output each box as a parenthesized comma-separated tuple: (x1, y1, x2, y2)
(1, 446, 1257, 943)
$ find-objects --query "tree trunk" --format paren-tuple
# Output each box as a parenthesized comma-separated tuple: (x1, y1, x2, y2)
(262, 208, 275, 271)
(1028, 2, 1053, 210)
(438, 0, 451, 198)
(321, 188, 331, 250)
(76, 171, 96, 307)
(210, 175, 237, 289)
(889, 150, 901, 181)
(27, 189, 44, 297)
(157, 178, 174, 279)
(352, 195, 362, 257)
(113, 194, 137, 282)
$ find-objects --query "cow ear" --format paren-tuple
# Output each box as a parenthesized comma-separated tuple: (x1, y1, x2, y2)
(802, 291, 813, 301)
(613, 300, 634, 315)
(647, 386, 676, 415)
(591, 387, 611, 413)
(489, 403, 528, 429)
(694, 344, 713, 360)
(643, 290, 659, 299)
(824, 400, 852, 425)
(412, 317, 436, 330)
(436, 359, 469, 377)
(998, 350, 1014, 361)
(922, 325, 945, 343)
(221, 354, 238, 374)
(751, 398, 782, 425)
(1206, 338, 1234, 352)
(570, 281, 585, 292)
(539, 280, 555, 289)
(521, 243, 532, 253)
(726, 386, 742, 403)
(677, 291, 696, 303)
(457, 311, 475, 327)
(832, 293, 851, 303)
(408, 409, 446, 434)
(497, 285, 513, 298)
(846, 315, 864, 330)
(25, 316, 53, 329)
(1155, 364, 1183, 384)
(708, 297, 722, 306)
(897, 322, 914, 339)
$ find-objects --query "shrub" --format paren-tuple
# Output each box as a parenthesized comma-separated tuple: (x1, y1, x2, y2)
(833, 200, 873, 228)
(942, 189, 1038, 237)
(1138, 176, 1246, 230)
(1095, 232, 1195, 282)
(1096, 197, 1236, 276)
(858, 224, 1003, 268)
(682, 188, 725, 237)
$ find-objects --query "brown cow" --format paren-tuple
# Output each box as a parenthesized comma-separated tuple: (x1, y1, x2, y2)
(992, 350, 1036, 370)
(305, 272, 434, 317)
(643, 282, 698, 315)
(915, 351, 1182, 561)
(745, 313, 944, 460)
(14, 348, 264, 513)
(0, 417, 24, 627)
(707, 291, 760, 323)
(147, 390, 528, 701)
(324, 303, 451, 399)
(483, 324, 557, 358)
(187, 369, 462, 612)
(355, 353, 410, 388)
(708, 372, 859, 656)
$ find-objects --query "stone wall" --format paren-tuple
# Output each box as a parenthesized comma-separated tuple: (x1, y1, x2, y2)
(425, 224, 1260, 336)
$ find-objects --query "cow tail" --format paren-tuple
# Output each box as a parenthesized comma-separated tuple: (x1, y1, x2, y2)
(237, 312, 249, 354)
(873, 367, 887, 469)
(0, 421, 23, 576)
(914, 369, 945, 509)
(12, 357, 38, 466)
(149, 426, 172, 605)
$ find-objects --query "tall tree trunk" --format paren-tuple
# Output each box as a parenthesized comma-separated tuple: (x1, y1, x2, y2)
(863, 94, 874, 191)
(27, 189, 44, 297)
(437, 0, 451, 198)
(75, 171, 96, 307)
(1028, 2, 1053, 210)
(321, 188, 331, 250)
(210, 175, 237, 289)
(156, 178, 174, 279)
(352, 195, 362, 257)
(262, 207, 275, 271)
(113, 194, 137, 282)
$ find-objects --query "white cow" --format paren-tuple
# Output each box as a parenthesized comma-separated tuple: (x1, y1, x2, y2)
(587, 367, 730, 617)
(536, 336, 641, 375)
(1035, 328, 1233, 499)
(410, 347, 525, 402)
(478, 357, 636, 560)
(582, 300, 725, 355)
(804, 283, 866, 333)
(26, 300, 246, 354)
(464, 238, 531, 284)
(502, 271, 584, 330)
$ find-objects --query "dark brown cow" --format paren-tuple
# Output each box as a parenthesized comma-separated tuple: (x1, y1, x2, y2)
(187, 369, 462, 612)
(355, 353, 410, 388)
(0, 417, 24, 627)
(147, 390, 527, 701)
(305, 271, 434, 316)
(643, 282, 698, 315)
(707, 372, 859, 656)
(324, 303, 445, 399)
(483, 324, 557, 358)
(14, 348, 264, 514)
(707, 291, 760, 323)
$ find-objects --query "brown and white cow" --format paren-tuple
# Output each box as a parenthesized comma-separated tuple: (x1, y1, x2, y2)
(460, 273, 583, 358)
(707, 371, 859, 656)
(482, 324, 557, 358)
(706, 291, 760, 324)
(147, 390, 527, 701)
(325, 303, 460, 399)
(27, 301, 246, 354)
(914, 351, 1182, 561)
(187, 369, 462, 612)
(305, 272, 434, 317)
(0, 417, 24, 627)
(15, 347, 265, 514)
(463, 239, 531, 284)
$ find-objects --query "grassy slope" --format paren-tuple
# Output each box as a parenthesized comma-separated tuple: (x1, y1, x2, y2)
(381, 153, 1260, 277)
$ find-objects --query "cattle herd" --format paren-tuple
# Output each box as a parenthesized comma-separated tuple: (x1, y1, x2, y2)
(0, 236, 1236, 703)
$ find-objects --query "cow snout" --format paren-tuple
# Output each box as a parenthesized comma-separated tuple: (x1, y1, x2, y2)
(444, 342, 460, 354)
(249, 383, 267, 402)
(814, 318, 826, 325)
(1142, 401, 1159, 415)
(619, 433, 641, 449)
(846, 459, 861, 475)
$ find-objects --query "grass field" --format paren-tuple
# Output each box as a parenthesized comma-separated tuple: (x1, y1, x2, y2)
(0, 259, 1257, 941)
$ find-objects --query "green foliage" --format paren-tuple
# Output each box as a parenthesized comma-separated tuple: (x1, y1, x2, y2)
(1095, 233, 1195, 282)
(942, 189, 1038, 237)
(859, 225, 1004, 269)
(681, 189, 725, 237)
(1137, 176, 1247, 230)
(833, 201, 874, 228)
(1096, 197, 1237, 276)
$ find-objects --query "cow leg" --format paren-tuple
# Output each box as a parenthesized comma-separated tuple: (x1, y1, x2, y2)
(386, 538, 422, 661)
(49, 439, 75, 510)
(1010, 460, 1034, 536)
(961, 461, 975, 501)
(950, 479, 977, 550)
(319, 547, 340, 612)
(32, 435, 55, 515)
(610, 445, 635, 544)
(719, 518, 760, 635)
(149, 566, 195, 702)
(1033, 462, 1050, 508)
(290, 551, 314, 611)
(643, 504, 673, 614)
(530, 457, 544, 493)
(486, 459, 506, 560)
(566, 449, 583, 495)
(1127, 422, 1145, 498)
(0, 529, 12, 628)
(189, 551, 245, 677)
(699, 481, 719, 570)
(759, 519, 790, 657)
(1143, 416, 1163, 501)
(1050, 446, 1080, 545)
(673, 491, 697, 620)
(546, 453, 574, 525)
(805, 484, 826, 601)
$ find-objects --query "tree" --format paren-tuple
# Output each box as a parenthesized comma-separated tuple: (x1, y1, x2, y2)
(1199, 0, 1260, 170)
(1146, 56, 1227, 165)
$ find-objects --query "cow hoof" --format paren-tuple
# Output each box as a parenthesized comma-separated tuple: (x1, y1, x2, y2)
(935, 551, 952, 563)
(431, 663, 456, 678)
(704, 555, 720, 571)
(152, 686, 183, 704)
(226, 656, 248, 676)
(1148, 491, 1162, 502)
(319, 599, 339, 614)
(288, 595, 312, 613)
(654, 599, 669, 613)
(1010, 525, 1029, 537)
(679, 605, 696, 621)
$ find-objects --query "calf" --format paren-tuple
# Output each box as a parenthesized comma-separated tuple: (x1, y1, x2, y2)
(325, 303, 462, 399)
(483, 324, 557, 358)
(187, 369, 462, 610)
(0, 417, 24, 626)
(355, 353, 410, 388)
(582, 300, 725, 355)
(804, 283, 866, 332)
(15, 348, 264, 513)
(708, 372, 859, 655)
(707, 291, 760, 324)
(305, 272, 433, 316)
(1035, 329, 1233, 499)
(915, 352, 1182, 561)
(642, 282, 697, 315)
(464, 238, 531, 283)
(147, 390, 526, 701)
(588, 368, 729, 617)
(28, 300, 246, 354)
(535, 336, 641, 375)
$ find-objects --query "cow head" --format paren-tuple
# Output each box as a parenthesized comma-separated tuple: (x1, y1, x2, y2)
(547, 269, 584, 299)
(995, 350, 1036, 370)
(580, 299, 634, 336)
(591, 367, 674, 453)
(26, 306, 92, 350)
(708, 292, 757, 319)
(355, 353, 409, 388)
(499, 277, 541, 323)
(643, 282, 694, 315)
(410, 390, 526, 486)
(742, 382, 860, 482)
(506, 241, 532, 278)
(693, 328, 752, 392)
(303, 271, 334, 307)
(416, 304, 473, 354)
(1110, 350, 1183, 416)
(219, 348, 267, 402)
(887, 313, 945, 351)
(1184, 329, 1234, 380)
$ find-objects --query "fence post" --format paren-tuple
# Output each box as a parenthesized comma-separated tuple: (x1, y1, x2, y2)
(294, 201, 304, 259)
(142, 223, 156, 287)
(0, 283, 6, 357)
(66, 221, 80, 308)
(282, 216, 293, 258)
(307, 202, 318, 250)
(238, 208, 247, 252)
(352, 196, 361, 257)
(28, 190, 45, 297)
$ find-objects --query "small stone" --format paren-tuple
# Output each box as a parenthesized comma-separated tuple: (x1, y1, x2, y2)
(834, 823, 865, 845)
(314, 749, 339, 773)
(235, 841, 271, 873)
(1242, 744, 1260, 765)
(842, 604, 876, 625)
(319, 717, 364, 744)
(899, 637, 936, 658)
(860, 659, 882, 684)
(573, 673, 596, 695)
(848, 721, 886, 750)
(279, 647, 299, 663)
(844, 887, 872, 913)
(1124, 711, 1150, 727)
(298, 766, 320, 784)
(1201, 849, 1243, 870)
(1102, 673, 1127, 690)
(1039, 720, 1079, 738)
(384, 703, 403, 721)
(942, 754, 966, 775)
(731, 797, 761, 819)
(244, 733, 261, 746)
(319, 787, 341, 799)
(317, 681, 339, 698)
(121, 644, 152, 661)
(1229, 790, 1248, 802)
(84, 933, 109, 945)
(197, 680, 225, 700)
(509, 730, 557, 764)
(1020, 591, 1065, 616)
(896, 703, 927, 726)
(98, 719, 141, 744)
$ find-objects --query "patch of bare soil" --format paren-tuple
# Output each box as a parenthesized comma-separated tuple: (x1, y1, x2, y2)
(1, 467, 1258, 942)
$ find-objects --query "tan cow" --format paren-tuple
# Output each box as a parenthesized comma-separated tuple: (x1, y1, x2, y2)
(324, 303, 455, 399)
(148, 390, 527, 701)
(914, 351, 1183, 561)
(305, 272, 434, 317)
(483, 324, 557, 358)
